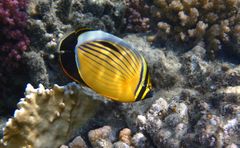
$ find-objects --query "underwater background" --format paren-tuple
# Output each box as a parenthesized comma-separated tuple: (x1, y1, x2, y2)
(0, 0, 240, 147)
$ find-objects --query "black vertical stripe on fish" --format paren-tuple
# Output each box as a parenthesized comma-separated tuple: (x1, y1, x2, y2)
(86, 42, 136, 73)
(114, 43, 140, 70)
(84, 42, 136, 76)
(79, 47, 129, 80)
(58, 31, 83, 83)
(113, 41, 141, 61)
(107, 41, 140, 67)
(82, 44, 133, 76)
(135, 63, 148, 101)
(58, 28, 93, 84)
(134, 61, 144, 96)
(78, 48, 127, 81)
(101, 41, 139, 73)
(81, 44, 134, 78)
(94, 40, 139, 71)
(80, 54, 125, 85)
(78, 56, 124, 88)
(96, 41, 121, 53)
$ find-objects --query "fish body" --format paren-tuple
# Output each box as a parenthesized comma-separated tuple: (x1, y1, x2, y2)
(58, 29, 152, 102)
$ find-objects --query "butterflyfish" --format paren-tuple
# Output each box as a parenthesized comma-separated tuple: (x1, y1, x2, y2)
(58, 28, 153, 102)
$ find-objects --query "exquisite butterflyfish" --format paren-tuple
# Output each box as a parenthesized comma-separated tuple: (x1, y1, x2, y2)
(58, 28, 153, 102)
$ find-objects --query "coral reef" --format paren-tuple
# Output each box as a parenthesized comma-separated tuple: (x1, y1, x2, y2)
(1, 1, 240, 147)
(0, 0, 30, 116)
(0, 83, 101, 148)
(138, 97, 188, 147)
(119, 35, 240, 147)
(124, 0, 240, 57)
(124, 0, 150, 32)
(150, 0, 240, 57)
(27, 0, 125, 54)
(123, 34, 182, 89)
(25, 0, 126, 89)
(0, 0, 30, 69)
(122, 91, 240, 147)
(1, 0, 126, 115)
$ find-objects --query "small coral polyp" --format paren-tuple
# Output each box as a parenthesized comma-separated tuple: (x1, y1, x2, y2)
(0, 0, 29, 69)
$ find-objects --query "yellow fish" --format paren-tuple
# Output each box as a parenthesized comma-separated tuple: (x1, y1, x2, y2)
(58, 28, 152, 102)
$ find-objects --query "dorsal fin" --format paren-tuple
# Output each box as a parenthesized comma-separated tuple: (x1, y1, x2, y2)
(58, 28, 93, 83)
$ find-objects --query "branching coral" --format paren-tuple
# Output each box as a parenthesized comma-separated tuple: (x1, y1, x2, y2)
(124, 0, 150, 32)
(0, 0, 30, 69)
(0, 83, 101, 148)
(124, 0, 240, 57)
(150, 0, 240, 57)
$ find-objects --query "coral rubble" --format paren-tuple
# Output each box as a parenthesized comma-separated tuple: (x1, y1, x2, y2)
(0, 83, 101, 148)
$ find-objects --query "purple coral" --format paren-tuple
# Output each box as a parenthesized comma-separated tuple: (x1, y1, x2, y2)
(0, 0, 30, 69)
(124, 0, 150, 32)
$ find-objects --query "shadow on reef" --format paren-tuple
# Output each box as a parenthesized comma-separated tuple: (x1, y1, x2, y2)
(0, 50, 69, 116)
(220, 44, 240, 64)
(0, 68, 28, 116)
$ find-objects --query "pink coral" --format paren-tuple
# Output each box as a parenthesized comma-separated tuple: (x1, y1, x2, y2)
(0, 0, 29, 69)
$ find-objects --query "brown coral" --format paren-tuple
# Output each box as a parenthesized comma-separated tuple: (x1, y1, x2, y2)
(88, 126, 113, 147)
(150, 0, 240, 57)
(119, 128, 132, 145)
